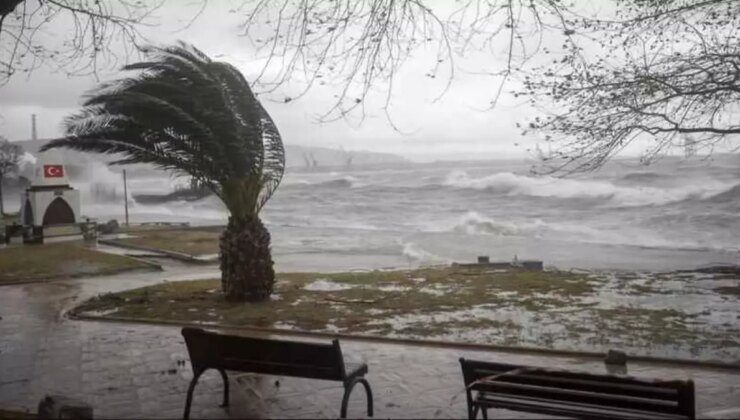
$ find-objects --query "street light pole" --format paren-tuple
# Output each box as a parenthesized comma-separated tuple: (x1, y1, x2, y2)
(123, 169, 129, 226)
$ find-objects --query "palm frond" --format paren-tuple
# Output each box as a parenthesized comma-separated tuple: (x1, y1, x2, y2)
(41, 41, 285, 219)
(257, 101, 285, 212)
(206, 61, 264, 177)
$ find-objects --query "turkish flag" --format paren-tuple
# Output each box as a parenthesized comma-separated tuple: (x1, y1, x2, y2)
(44, 165, 64, 178)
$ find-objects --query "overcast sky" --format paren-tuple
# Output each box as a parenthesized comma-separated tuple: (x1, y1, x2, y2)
(0, 1, 684, 161)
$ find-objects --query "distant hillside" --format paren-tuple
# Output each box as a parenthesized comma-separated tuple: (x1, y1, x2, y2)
(285, 144, 406, 168)
(13, 139, 407, 172)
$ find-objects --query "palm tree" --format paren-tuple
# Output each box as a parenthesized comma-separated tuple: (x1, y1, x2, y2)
(41, 42, 284, 302)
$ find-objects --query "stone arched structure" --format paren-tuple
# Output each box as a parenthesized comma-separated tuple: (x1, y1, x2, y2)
(42, 197, 76, 225)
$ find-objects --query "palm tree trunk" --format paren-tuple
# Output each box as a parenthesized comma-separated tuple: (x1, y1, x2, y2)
(220, 216, 275, 302)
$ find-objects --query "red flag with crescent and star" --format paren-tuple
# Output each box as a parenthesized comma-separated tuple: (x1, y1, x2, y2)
(44, 165, 64, 178)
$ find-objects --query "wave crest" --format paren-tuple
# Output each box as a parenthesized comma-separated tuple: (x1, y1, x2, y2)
(442, 170, 720, 207)
(702, 183, 740, 204)
(284, 175, 360, 188)
(451, 211, 519, 236)
(402, 242, 445, 263)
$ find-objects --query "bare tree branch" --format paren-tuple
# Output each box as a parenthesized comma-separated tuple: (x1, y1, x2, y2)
(237, 0, 573, 123)
(521, 0, 740, 173)
(0, 0, 164, 85)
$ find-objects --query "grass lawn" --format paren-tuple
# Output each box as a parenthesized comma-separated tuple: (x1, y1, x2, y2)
(0, 242, 157, 284)
(107, 226, 221, 256)
(72, 266, 740, 361)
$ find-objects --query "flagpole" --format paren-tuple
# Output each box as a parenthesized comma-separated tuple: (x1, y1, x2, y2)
(123, 169, 129, 226)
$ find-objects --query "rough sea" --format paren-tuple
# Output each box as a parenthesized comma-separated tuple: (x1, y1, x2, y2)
(77, 153, 740, 273)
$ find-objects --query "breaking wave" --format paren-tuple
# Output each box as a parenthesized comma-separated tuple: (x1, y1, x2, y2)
(619, 172, 664, 183)
(283, 175, 361, 188)
(402, 242, 446, 263)
(318, 177, 359, 188)
(84, 196, 228, 223)
(441, 211, 591, 240)
(441, 170, 721, 207)
(434, 211, 733, 252)
(701, 183, 740, 205)
(450, 211, 520, 236)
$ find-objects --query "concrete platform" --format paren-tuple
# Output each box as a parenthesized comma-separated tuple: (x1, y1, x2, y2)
(0, 263, 738, 419)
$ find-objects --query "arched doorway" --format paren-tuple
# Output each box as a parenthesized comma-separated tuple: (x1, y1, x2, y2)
(43, 197, 75, 225)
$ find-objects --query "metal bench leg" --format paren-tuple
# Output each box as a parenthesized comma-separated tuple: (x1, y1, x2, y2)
(481, 407, 488, 419)
(358, 378, 373, 417)
(465, 389, 476, 420)
(471, 405, 479, 420)
(183, 371, 203, 420)
(218, 369, 229, 407)
(341, 377, 374, 418)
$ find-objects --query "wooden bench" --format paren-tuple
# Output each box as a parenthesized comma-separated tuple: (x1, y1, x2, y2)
(181, 327, 373, 419)
(460, 358, 695, 420)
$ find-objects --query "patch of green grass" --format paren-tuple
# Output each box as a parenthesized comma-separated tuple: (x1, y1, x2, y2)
(74, 267, 596, 335)
(109, 226, 222, 256)
(0, 242, 155, 284)
(587, 307, 702, 344)
(73, 267, 739, 358)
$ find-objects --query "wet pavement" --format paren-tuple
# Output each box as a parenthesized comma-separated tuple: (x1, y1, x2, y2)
(1, 258, 739, 419)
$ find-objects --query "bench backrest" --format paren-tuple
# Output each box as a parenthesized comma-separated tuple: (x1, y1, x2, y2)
(460, 358, 695, 418)
(182, 327, 347, 381)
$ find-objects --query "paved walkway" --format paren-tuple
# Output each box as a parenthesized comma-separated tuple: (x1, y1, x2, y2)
(1, 258, 739, 418)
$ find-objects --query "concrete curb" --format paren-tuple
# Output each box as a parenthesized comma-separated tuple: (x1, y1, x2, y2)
(0, 264, 161, 287)
(98, 239, 218, 265)
(70, 312, 740, 371)
(117, 224, 224, 235)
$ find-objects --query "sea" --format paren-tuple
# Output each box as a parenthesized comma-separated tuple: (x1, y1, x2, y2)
(81, 153, 739, 273)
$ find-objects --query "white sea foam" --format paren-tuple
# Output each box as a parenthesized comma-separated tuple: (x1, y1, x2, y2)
(283, 174, 362, 188)
(303, 279, 354, 291)
(378, 284, 412, 292)
(83, 195, 228, 222)
(451, 211, 520, 236)
(418, 287, 445, 296)
(18, 151, 37, 169)
(402, 242, 446, 263)
(442, 170, 727, 207)
(438, 211, 728, 251)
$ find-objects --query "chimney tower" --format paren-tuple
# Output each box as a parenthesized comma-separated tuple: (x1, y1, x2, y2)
(32, 114, 37, 141)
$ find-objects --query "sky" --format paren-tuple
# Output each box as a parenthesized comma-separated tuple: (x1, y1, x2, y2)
(0, 0, 709, 162)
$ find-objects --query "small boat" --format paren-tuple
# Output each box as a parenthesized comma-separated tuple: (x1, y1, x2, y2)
(133, 187, 211, 204)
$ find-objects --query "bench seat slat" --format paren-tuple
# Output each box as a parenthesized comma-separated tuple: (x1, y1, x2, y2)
(471, 369, 679, 400)
(460, 358, 695, 420)
(221, 358, 343, 381)
(476, 393, 690, 420)
(472, 380, 681, 414)
(464, 361, 686, 388)
(216, 337, 339, 367)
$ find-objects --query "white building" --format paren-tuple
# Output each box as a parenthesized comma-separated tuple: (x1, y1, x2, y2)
(19, 150, 82, 243)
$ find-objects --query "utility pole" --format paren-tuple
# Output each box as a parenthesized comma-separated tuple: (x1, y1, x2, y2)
(123, 169, 129, 226)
